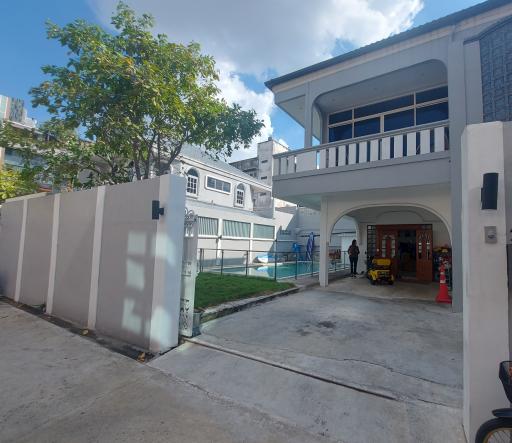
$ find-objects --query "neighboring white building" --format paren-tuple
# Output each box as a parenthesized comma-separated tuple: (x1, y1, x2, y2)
(230, 138, 294, 214)
(0, 95, 37, 128)
(173, 145, 299, 264)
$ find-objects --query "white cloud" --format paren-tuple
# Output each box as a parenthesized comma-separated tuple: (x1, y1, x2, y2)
(215, 62, 275, 161)
(90, 0, 424, 159)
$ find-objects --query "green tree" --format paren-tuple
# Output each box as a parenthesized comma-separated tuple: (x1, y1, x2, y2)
(30, 2, 263, 182)
(0, 168, 37, 203)
(0, 120, 101, 189)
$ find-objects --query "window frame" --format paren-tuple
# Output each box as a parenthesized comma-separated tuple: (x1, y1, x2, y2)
(235, 184, 245, 207)
(327, 85, 449, 143)
(205, 175, 232, 194)
(222, 219, 251, 238)
(186, 169, 199, 196)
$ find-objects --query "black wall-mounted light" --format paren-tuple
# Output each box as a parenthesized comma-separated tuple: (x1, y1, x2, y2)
(481, 172, 499, 210)
(152, 200, 165, 220)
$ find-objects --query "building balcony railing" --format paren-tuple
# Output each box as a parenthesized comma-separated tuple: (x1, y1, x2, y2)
(273, 121, 449, 177)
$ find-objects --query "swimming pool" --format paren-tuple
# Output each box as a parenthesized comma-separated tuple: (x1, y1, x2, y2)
(206, 260, 349, 280)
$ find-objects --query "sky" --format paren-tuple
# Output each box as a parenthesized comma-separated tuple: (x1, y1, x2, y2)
(0, 0, 484, 161)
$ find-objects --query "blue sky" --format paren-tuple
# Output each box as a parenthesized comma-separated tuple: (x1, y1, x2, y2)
(0, 0, 483, 158)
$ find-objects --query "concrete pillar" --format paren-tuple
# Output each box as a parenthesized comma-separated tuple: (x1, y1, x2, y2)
(319, 199, 329, 287)
(448, 40, 468, 313)
(304, 85, 313, 148)
(462, 122, 510, 442)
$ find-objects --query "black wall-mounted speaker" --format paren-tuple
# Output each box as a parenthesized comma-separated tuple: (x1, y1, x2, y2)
(481, 172, 498, 210)
(152, 200, 165, 220)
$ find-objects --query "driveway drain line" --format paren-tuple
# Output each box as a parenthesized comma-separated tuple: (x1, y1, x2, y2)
(184, 337, 398, 402)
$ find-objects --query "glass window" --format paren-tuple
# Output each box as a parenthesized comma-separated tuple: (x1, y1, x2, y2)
(416, 102, 449, 125)
(186, 169, 198, 195)
(223, 220, 250, 238)
(253, 224, 275, 239)
(416, 86, 448, 104)
(329, 123, 353, 142)
(384, 109, 415, 132)
(198, 216, 218, 236)
(235, 184, 245, 206)
(329, 110, 352, 125)
(206, 176, 231, 193)
(354, 95, 413, 119)
(354, 117, 380, 137)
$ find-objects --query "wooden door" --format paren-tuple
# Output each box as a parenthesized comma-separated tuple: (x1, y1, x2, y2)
(416, 228, 433, 281)
(376, 228, 398, 275)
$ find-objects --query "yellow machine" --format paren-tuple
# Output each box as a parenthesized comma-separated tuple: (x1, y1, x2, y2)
(367, 258, 395, 285)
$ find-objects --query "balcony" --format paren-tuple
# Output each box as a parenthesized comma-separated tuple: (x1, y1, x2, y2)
(271, 121, 451, 207)
(274, 121, 449, 176)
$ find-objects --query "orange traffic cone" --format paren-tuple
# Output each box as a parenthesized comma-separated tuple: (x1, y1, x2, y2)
(435, 262, 452, 304)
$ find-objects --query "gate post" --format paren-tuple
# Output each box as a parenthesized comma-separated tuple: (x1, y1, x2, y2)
(179, 208, 199, 337)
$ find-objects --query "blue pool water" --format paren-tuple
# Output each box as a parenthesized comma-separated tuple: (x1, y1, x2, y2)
(207, 260, 349, 280)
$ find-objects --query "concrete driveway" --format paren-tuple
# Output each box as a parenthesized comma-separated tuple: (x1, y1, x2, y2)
(0, 301, 329, 443)
(152, 277, 464, 443)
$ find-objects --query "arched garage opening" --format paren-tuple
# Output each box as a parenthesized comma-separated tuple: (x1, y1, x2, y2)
(327, 205, 451, 286)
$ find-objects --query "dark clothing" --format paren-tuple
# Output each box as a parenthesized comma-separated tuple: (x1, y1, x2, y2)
(348, 245, 360, 257)
(350, 256, 358, 274)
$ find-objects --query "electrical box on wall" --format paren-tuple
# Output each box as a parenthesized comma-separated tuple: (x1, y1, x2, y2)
(484, 226, 497, 244)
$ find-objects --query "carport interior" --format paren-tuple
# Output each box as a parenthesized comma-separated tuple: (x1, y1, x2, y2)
(334, 206, 451, 283)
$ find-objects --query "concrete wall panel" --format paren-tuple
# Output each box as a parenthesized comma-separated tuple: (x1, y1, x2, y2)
(19, 196, 53, 305)
(53, 188, 97, 326)
(95, 179, 159, 350)
(0, 200, 23, 298)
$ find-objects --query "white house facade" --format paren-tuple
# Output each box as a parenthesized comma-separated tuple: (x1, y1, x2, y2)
(266, 0, 512, 311)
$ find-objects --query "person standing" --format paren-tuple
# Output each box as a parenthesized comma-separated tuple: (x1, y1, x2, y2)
(348, 239, 360, 277)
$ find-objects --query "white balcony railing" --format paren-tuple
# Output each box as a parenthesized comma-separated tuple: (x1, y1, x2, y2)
(273, 121, 449, 177)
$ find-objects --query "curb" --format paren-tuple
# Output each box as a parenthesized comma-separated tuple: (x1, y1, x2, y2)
(199, 286, 300, 323)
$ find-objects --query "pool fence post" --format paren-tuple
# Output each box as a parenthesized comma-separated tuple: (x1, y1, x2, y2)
(274, 251, 278, 281)
(295, 253, 298, 280)
(246, 250, 249, 276)
(221, 250, 224, 275)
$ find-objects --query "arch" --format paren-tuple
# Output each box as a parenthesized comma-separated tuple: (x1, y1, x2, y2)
(186, 168, 199, 195)
(328, 202, 452, 245)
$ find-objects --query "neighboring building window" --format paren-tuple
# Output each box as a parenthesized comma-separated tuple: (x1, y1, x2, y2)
(253, 224, 275, 239)
(327, 85, 449, 142)
(206, 176, 231, 194)
(223, 220, 250, 238)
(186, 169, 198, 195)
(235, 184, 245, 206)
(198, 216, 218, 236)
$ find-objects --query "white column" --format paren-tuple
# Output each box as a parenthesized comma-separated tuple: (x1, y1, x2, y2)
(381, 137, 391, 160)
(149, 174, 186, 352)
(348, 143, 357, 164)
(46, 194, 60, 314)
(87, 186, 105, 330)
(462, 122, 510, 442)
(14, 199, 28, 302)
(369, 140, 379, 161)
(319, 199, 329, 287)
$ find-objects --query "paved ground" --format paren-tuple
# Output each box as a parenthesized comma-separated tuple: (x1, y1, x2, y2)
(0, 301, 332, 443)
(152, 277, 465, 443)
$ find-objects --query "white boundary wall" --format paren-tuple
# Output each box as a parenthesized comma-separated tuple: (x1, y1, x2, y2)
(0, 175, 186, 353)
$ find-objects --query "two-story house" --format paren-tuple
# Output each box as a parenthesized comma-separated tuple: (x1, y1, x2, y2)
(266, 0, 512, 310)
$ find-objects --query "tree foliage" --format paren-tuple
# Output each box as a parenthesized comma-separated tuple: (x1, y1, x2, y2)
(28, 2, 263, 182)
(0, 167, 38, 203)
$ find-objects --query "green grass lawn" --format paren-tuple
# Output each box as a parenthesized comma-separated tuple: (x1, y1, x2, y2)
(195, 273, 294, 310)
